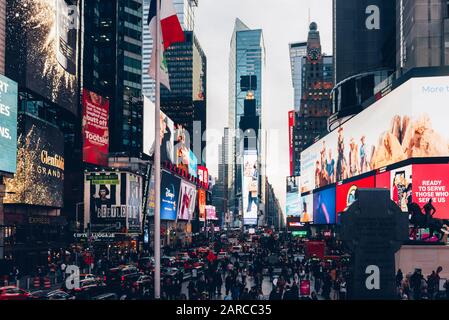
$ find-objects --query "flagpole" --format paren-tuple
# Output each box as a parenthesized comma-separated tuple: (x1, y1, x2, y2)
(154, 0, 162, 300)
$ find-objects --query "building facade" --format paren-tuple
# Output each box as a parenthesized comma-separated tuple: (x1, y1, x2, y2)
(289, 42, 307, 112)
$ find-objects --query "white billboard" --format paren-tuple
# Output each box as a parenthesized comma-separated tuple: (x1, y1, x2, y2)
(301, 76, 449, 194)
(143, 96, 175, 163)
(242, 150, 258, 225)
(177, 180, 197, 221)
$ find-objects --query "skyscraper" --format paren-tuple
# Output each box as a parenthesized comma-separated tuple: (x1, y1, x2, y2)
(228, 18, 265, 224)
(142, 0, 198, 101)
(289, 42, 307, 112)
(83, 0, 143, 156)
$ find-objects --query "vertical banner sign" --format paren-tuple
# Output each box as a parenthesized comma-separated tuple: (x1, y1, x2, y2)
(242, 150, 259, 225)
(82, 89, 109, 166)
(160, 171, 181, 221)
(0, 75, 18, 174)
(197, 166, 209, 188)
(198, 189, 206, 222)
(288, 111, 295, 176)
(177, 180, 197, 221)
(127, 174, 142, 233)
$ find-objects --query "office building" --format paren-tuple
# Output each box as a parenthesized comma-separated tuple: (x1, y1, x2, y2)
(289, 42, 307, 112)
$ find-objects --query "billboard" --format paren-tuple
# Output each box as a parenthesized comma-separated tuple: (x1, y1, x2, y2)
(336, 175, 375, 214)
(286, 176, 301, 217)
(313, 187, 336, 225)
(242, 150, 258, 226)
(143, 96, 175, 163)
(206, 205, 218, 221)
(146, 167, 156, 217)
(197, 166, 209, 188)
(177, 180, 197, 221)
(0, 75, 18, 174)
(6, 0, 79, 115)
(4, 114, 64, 207)
(390, 165, 412, 212)
(198, 189, 206, 222)
(301, 76, 449, 194)
(82, 89, 109, 166)
(412, 164, 449, 220)
(160, 171, 181, 221)
(188, 151, 198, 177)
(299, 194, 313, 223)
(84, 172, 142, 232)
(375, 170, 390, 189)
(289, 111, 294, 176)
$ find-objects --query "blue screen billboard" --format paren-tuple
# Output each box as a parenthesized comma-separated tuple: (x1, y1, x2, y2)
(313, 187, 336, 225)
(160, 170, 181, 221)
(0, 75, 18, 174)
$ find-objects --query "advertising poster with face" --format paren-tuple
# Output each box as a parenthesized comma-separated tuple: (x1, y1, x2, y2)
(242, 150, 258, 226)
(390, 165, 413, 212)
(160, 171, 181, 221)
(143, 96, 175, 163)
(84, 172, 127, 232)
(206, 205, 218, 220)
(177, 180, 197, 221)
(286, 176, 301, 217)
(197, 166, 209, 188)
(301, 76, 449, 194)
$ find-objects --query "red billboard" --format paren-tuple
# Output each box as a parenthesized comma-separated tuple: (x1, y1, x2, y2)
(82, 89, 109, 166)
(375, 170, 390, 190)
(336, 175, 375, 214)
(412, 164, 449, 220)
(288, 111, 294, 176)
(197, 166, 209, 188)
(198, 189, 206, 221)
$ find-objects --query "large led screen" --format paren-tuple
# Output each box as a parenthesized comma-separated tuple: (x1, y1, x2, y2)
(390, 165, 413, 212)
(336, 175, 375, 214)
(300, 194, 313, 223)
(286, 176, 301, 217)
(160, 171, 181, 221)
(242, 150, 258, 226)
(313, 187, 336, 225)
(0, 75, 18, 174)
(4, 114, 64, 207)
(6, 0, 79, 115)
(143, 96, 175, 163)
(82, 89, 109, 166)
(301, 76, 449, 193)
(198, 189, 206, 222)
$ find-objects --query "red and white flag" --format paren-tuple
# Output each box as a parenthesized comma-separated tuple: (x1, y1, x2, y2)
(148, 0, 185, 90)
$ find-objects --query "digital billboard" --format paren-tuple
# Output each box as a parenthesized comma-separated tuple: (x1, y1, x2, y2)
(412, 164, 449, 220)
(313, 187, 336, 225)
(197, 166, 209, 188)
(390, 165, 412, 212)
(82, 89, 109, 166)
(188, 150, 198, 177)
(0, 75, 18, 174)
(146, 167, 155, 218)
(206, 205, 218, 221)
(6, 0, 79, 115)
(336, 175, 375, 214)
(84, 172, 142, 232)
(198, 189, 206, 222)
(177, 180, 197, 221)
(300, 194, 313, 223)
(286, 176, 301, 217)
(242, 150, 258, 226)
(4, 114, 64, 208)
(375, 170, 390, 189)
(143, 96, 175, 163)
(301, 76, 449, 194)
(160, 171, 181, 221)
(288, 110, 294, 176)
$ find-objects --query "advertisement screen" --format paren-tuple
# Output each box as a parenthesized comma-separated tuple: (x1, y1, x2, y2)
(300, 194, 313, 223)
(6, 0, 79, 115)
(390, 165, 413, 212)
(177, 180, 197, 221)
(313, 187, 336, 225)
(412, 164, 449, 220)
(4, 114, 64, 207)
(286, 176, 301, 217)
(0, 75, 18, 174)
(375, 170, 390, 189)
(336, 175, 375, 214)
(84, 172, 125, 232)
(197, 166, 209, 188)
(160, 171, 181, 221)
(146, 167, 155, 217)
(82, 89, 109, 166)
(242, 150, 258, 226)
(289, 110, 294, 176)
(126, 174, 142, 233)
(188, 150, 198, 177)
(301, 76, 449, 193)
(198, 189, 206, 222)
(143, 96, 175, 163)
(206, 205, 218, 220)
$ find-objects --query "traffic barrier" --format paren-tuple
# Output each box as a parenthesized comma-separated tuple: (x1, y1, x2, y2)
(44, 277, 51, 289)
(33, 276, 40, 289)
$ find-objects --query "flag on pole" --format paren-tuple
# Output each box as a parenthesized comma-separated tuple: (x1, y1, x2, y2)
(148, 0, 185, 90)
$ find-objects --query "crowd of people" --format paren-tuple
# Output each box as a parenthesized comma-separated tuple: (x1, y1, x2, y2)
(396, 266, 449, 300)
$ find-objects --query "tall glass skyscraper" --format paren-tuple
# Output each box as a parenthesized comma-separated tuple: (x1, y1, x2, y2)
(228, 18, 265, 224)
(142, 0, 198, 101)
(289, 42, 307, 112)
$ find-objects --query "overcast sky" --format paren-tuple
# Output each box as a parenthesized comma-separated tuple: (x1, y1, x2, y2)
(195, 0, 333, 216)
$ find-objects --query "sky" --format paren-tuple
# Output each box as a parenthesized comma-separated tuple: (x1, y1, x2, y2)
(195, 0, 333, 216)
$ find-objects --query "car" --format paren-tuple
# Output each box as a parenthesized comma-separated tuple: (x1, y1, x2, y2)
(161, 256, 176, 267)
(138, 257, 155, 271)
(0, 286, 30, 300)
(133, 275, 152, 292)
(217, 251, 229, 260)
(79, 274, 97, 281)
(122, 272, 143, 290)
(46, 290, 75, 300)
(28, 290, 47, 300)
(92, 293, 119, 300)
(105, 265, 140, 288)
(74, 282, 107, 300)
